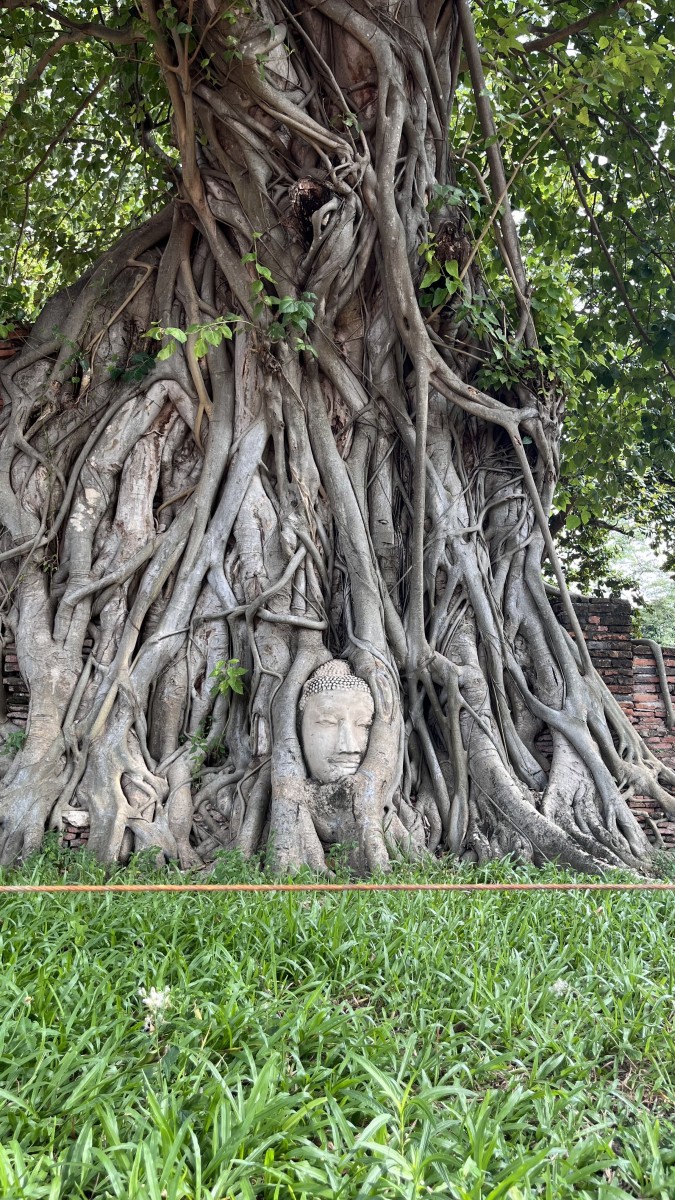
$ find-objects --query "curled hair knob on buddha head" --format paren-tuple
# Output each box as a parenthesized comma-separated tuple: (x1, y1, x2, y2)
(299, 659, 372, 713)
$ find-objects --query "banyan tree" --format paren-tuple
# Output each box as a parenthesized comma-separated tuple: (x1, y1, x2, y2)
(1, 0, 673, 874)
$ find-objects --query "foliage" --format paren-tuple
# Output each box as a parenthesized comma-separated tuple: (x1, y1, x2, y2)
(145, 315, 240, 360)
(606, 532, 675, 643)
(418, 235, 463, 306)
(0, 730, 26, 757)
(186, 721, 227, 782)
(245, 235, 318, 354)
(0, 2, 173, 318)
(454, 1, 675, 582)
(0, 282, 27, 337)
(265, 291, 318, 356)
(639, 598, 675, 647)
(209, 657, 247, 697)
(1, 849, 675, 1195)
(145, 292, 318, 362)
(107, 350, 157, 383)
(145, 235, 318, 359)
(2, 3, 674, 584)
(186, 725, 210, 781)
(546, 525, 644, 603)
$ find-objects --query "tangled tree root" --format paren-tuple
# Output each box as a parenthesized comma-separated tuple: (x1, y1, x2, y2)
(0, 0, 673, 875)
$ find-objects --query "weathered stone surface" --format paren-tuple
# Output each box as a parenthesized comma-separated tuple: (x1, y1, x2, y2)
(61, 807, 90, 828)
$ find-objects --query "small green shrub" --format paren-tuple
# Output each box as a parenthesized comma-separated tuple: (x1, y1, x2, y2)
(0, 729, 26, 756)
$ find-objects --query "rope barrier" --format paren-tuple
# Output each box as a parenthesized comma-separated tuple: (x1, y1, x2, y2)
(0, 882, 675, 893)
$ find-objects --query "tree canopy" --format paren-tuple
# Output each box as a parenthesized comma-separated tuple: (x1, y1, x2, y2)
(2, 0, 674, 592)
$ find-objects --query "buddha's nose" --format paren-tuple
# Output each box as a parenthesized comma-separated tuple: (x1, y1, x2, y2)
(336, 718, 359, 753)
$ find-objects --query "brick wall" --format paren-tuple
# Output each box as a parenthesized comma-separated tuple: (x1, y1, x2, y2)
(553, 596, 675, 846)
(555, 596, 635, 704)
(631, 645, 675, 764)
(629, 644, 675, 844)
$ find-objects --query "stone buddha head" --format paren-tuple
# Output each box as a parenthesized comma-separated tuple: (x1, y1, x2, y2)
(299, 660, 375, 784)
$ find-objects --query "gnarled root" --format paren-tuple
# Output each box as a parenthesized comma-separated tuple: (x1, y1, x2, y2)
(0, 0, 671, 874)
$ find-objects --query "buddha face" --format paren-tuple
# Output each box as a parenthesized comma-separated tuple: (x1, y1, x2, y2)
(301, 688, 374, 784)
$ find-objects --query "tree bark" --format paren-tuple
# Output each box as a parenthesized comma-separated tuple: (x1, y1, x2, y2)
(0, 0, 672, 874)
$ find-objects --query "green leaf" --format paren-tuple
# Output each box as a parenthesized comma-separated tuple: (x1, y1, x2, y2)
(420, 265, 442, 289)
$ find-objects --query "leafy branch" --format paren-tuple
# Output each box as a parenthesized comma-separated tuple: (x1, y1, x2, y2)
(145, 315, 242, 360)
(210, 659, 247, 697)
(145, 235, 317, 359)
(418, 236, 463, 311)
(243, 235, 317, 355)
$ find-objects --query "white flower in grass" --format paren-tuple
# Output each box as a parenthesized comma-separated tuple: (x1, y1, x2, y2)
(550, 978, 570, 997)
(139, 984, 171, 1020)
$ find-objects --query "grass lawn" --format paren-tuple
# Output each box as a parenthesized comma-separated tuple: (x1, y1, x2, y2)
(1, 845, 675, 1198)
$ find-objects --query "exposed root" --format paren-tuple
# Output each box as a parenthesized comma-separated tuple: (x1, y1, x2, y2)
(0, 0, 671, 875)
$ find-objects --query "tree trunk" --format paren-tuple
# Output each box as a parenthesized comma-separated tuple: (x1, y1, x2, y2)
(0, 0, 673, 874)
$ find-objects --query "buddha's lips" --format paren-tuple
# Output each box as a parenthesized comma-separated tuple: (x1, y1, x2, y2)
(328, 755, 361, 772)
